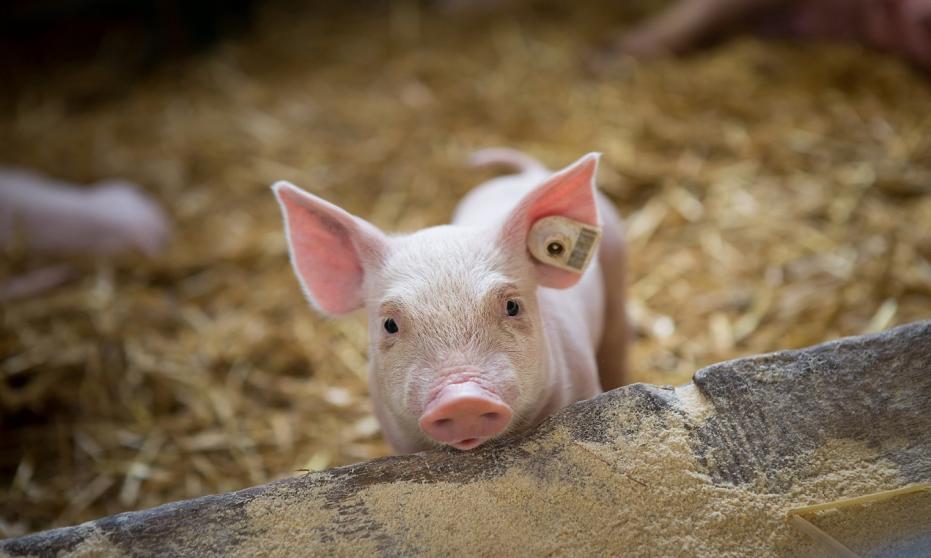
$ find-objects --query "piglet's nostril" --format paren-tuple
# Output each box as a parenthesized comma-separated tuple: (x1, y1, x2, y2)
(481, 412, 500, 421)
(434, 418, 453, 428)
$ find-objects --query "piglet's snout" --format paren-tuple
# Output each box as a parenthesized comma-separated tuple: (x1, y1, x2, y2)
(418, 382, 512, 450)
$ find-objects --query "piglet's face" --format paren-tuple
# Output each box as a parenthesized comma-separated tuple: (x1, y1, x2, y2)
(273, 153, 600, 452)
(365, 227, 544, 451)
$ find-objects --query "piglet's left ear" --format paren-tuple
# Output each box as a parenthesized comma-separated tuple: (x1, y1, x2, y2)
(499, 153, 601, 289)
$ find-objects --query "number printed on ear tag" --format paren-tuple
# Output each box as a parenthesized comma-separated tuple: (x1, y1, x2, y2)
(528, 216, 602, 274)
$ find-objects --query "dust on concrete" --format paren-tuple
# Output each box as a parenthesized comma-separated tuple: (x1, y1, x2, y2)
(803, 489, 931, 557)
(236, 403, 913, 557)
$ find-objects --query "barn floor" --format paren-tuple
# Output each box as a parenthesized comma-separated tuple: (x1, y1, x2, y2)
(2, 1, 931, 537)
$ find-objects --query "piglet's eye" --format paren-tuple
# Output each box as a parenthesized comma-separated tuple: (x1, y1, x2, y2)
(384, 318, 399, 334)
(505, 299, 520, 317)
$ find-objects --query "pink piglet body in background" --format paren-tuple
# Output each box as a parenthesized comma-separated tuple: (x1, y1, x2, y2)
(274, 149, 628, 453)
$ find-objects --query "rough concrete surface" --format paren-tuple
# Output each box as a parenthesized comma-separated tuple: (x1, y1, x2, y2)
(3, 321, 930, 557)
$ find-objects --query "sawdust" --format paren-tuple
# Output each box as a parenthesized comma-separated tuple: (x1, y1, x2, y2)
(369, 427, 820, 555)
(673, 382, 712, 420)
(230, 403, 913, 557)
(62, 529, 112, 558)
(240, 477, 377, 558)
(802, 489, 931, 557)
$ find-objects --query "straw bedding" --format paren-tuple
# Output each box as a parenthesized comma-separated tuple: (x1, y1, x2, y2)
(2, 0, 930, 537)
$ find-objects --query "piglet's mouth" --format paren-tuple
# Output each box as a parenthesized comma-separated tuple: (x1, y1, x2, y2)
(449, 437, 487, 451)
(418, 381, 513, 450)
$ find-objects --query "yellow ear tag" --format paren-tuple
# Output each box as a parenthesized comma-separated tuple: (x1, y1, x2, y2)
(528, 216, 602, 274)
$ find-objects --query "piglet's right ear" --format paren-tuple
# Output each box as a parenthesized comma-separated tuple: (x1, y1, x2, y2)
(273, 181, 387, 315)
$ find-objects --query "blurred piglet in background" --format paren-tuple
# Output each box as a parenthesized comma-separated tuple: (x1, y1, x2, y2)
(450, 0, 931, 73)
(615, 0, 931, 71)
(0, 168, 170, 301)
(274, 149, 628, 453)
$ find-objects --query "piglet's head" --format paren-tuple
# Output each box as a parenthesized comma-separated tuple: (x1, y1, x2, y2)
(274, 153, 601, 453)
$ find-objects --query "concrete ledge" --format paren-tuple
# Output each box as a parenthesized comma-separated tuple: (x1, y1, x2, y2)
(3, 322, 930, 557)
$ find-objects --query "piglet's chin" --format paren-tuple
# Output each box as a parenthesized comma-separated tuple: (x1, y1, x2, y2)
(449, 437, 488, 451)
(418, 381, 513, 450)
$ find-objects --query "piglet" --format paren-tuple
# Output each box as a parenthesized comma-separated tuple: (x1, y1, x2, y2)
(0, 168, 170, 302)
(273, 149, 628, 453)
(0, 168, 170, 257)
(615, 0, 931, 72)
